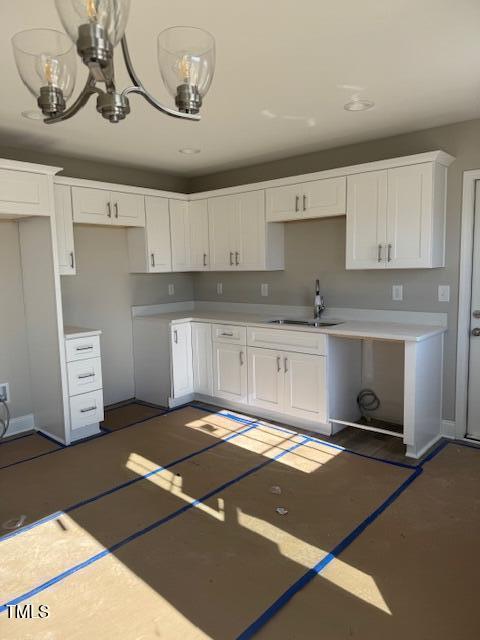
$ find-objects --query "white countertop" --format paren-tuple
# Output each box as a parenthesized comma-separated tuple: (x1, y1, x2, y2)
(64, 325, 102, 340)
(133, 310, 445, 342)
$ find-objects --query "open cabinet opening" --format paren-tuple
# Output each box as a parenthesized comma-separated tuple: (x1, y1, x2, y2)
(328, 335, 405, 438)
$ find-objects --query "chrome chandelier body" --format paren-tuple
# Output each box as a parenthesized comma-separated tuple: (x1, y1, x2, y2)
(12, 0, 215, 124)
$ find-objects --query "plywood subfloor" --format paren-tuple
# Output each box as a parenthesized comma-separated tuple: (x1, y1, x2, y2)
(1, 405, 479, 640)
(0, 432, 60, 469)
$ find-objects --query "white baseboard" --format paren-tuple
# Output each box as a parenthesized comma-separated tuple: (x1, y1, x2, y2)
(441, 419, 456, 439)
(3, 413, 35, 438)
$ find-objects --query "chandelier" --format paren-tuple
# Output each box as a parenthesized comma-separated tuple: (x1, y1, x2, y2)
(11, 0, 215, 124)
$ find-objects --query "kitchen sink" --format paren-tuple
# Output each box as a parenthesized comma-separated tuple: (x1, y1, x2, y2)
(266, 319, 342, 327)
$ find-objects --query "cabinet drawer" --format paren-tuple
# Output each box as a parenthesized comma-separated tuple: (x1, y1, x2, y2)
(247, 327, 327, 355)
(65, 335, 101, 362)
(70, 390, 104, 430)
(67, 357, 103, 397)
(212, 324, 247, 345)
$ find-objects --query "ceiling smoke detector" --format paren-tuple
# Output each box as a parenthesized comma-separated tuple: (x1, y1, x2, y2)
(344, 96, 375, 112)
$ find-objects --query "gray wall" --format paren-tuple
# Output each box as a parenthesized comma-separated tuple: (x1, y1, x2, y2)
(191, 118, 480, 421)
(61, 225, 194, 406)
(0, 222, 32, 419)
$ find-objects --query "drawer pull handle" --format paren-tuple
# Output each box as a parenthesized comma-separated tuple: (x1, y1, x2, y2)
(221, 332, 234, 337)
(229, 251, 234, 266)
(107, 202, 112, 218)
(239, 351, 245, 366)
(284, 357, 288, 373)
(114, 202, 119, 219)
(377, 244, 383, 262)
(76, 345, 93, 351)
(387, 243, 392, 262)
(151, 253, 155, 268)
(277, 356, 281, 372)
(80, 406, 97, 413)
(295, 195, 300, 212)
(78, 373, 95, 379)
(203, 253, 208, 267)
(303, 194, 307, 211)
(235, 251, 240, 266)
(70, 252, 75, 269)
(173, 330, 178, 344)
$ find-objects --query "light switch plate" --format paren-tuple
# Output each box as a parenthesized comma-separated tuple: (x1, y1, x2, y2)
(438, 285, 450, 302)
(392, 285, 403, 301)
(217, 282, 223, 295)
(261, 283, 269, 297)
(168, 283, 175, 296)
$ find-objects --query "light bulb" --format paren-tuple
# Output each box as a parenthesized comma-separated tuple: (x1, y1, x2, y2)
(86, 0, 97, 20)
(177, 54, 200, 86)
(36, 54, 61, 88)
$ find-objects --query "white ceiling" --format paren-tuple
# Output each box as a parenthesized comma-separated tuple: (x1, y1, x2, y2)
(2, 0, 480, 177)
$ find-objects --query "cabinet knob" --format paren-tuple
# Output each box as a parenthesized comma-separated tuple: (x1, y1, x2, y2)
(472, 328, 480, 337)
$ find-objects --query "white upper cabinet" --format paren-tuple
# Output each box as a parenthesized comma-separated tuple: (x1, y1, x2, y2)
(54, 184, 76, 275)
(346, 170, 388, 270)
(346, 161, 448, 269)
(266, 177, 346, 222)
(113, 191, 145, 227)
(208, 191, 284, 271)
(72, 186, 145, 227)
(169, 199, 209, 271)
(127, 196, 172, 273)
(188, 200, 210, 270)
(0, 169, 52, 218)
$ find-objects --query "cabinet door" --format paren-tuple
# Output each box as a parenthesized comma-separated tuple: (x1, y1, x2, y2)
(192, 323, 213, 395)
(145, 196, 172, 272)
(170, 200, 190, 271)
(171, 323, 193, 398)
(54, 184, 76, 275)
(212, 343, 247, 403)
(189, 200, 210, 270)
(302, 177, 346, 219)
(208, 195, 237, 270)
(283, 352, 328, 423)
(72, 187, 111, 225)
(112, 191, 145, 227)
(248, 347, 284, 412)
(0, 169, 51, 217)
(266, 184, 302, 222)
(346, 171, 388, 269)
(236, 191, 266, 270)
(386, 164, 433, 268)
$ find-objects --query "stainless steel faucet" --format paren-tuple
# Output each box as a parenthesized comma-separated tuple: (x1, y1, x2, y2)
(314, 279, 326, 320)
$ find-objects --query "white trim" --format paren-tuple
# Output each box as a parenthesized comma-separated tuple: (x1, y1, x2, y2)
(455, 170, 480, 439)
(188, 151, 455, 200)
(54, 175, 188, 201)
(2, 413, 35, 438)
(441, 419, 456, 439)
(405, 433, 443, 459)
(0, 159, 61, 176)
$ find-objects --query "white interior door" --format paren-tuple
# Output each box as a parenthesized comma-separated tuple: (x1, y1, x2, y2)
(467, 182, 480, 438)
(145, 196, 172, 272)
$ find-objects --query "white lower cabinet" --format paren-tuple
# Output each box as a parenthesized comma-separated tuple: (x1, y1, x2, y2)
(212, 342, 248, 403)
(247, 347, 327, 423)
(283, 351, 327, 423)
(192, 322, 213, 395)
(171, 323, 194, 398)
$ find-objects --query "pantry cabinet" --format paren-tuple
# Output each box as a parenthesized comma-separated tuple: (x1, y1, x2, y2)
(208, 190, 284, 270)
(54, 184, 76, 275)
(346, 162, 447, 269)
(72, 186, 145, 227)
(266, 177, 346, 222)
(127, 196, 172, 273)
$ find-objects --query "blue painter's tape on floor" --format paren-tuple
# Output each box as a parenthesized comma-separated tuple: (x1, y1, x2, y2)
(237, 465, 423, 640)
(0, 420, 260, 544)
(0, 436, 309, 614)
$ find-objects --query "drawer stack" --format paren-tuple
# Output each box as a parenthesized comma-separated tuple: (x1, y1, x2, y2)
(65, 334, 104, 437)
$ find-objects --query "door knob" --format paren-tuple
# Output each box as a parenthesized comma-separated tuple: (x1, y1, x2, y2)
(472, 328, 480, 337)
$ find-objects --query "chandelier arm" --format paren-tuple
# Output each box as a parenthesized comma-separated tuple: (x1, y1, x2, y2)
(44, 75, 102, 125)
(120, 35, 200, 121)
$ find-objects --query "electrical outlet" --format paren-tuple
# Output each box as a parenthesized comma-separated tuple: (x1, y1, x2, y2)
(261, 283, 269, 297)
(168, 283, 175, 296)
(217, 282, 223, 295)
(438, 285, 450, 302)
(0, 383, 10, 403)
(392, 285, 403, 301)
